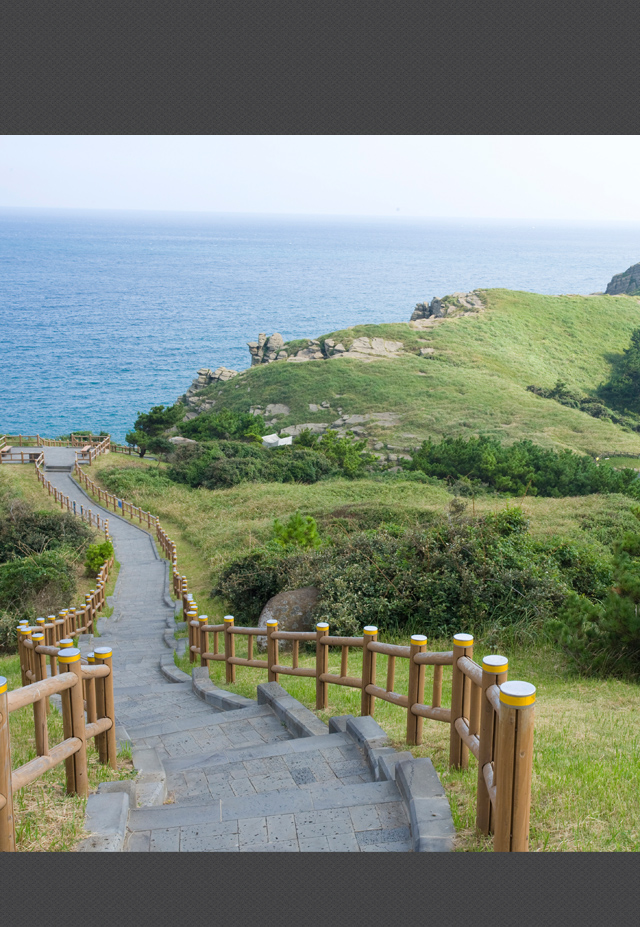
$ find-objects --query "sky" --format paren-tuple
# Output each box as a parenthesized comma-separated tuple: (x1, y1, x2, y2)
(2, 135, 640, 222)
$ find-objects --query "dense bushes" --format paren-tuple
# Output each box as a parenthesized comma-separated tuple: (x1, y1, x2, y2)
(0, 503, 93, 652)
(180, 409, 266, 441)
(214, 505, 612, 638)
(548, 506, 640, 678)
(0, 508, 92, 563)
(598, 328, 640, 413)
(407, 435, 640, 499)
(84, 540, 114, 575)
(527, 380, 640, 430)
(166, 430, 375, 490)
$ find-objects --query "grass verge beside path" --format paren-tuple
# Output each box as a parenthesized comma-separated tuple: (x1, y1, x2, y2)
(85, 455, 640, 851)
(0, 650, 135, 851)
(174, 639, 640, 853)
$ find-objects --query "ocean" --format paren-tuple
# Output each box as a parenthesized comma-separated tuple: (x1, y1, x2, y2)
(2, 208, 640, 441)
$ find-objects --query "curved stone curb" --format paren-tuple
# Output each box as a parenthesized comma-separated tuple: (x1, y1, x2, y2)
(191, 666, 256, 711)
(395, 758, 455, 852)
(257, 681, 329, 738)
(159, 653, 192, 684)
(77, 791, 130, 852)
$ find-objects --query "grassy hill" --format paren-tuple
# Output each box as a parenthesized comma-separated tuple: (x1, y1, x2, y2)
(188, 289, 640, 456)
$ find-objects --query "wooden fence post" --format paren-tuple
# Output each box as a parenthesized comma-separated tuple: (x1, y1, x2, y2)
(187, 607, 198, 664)
(59, 648, 88, 797)
(31, 633, 49, 757)
(406, 634, 427, 746)
(266, 620, 278, 682)
(224, 616, 235, 683)
(17, 625, 29, 686)
(449, 633, 474, 769)
(199, 616, 209, 668)
(360, 626, 378, 717)
(85, 653, 97, 725)
(315, 622, 329, 710)
(493, 681, 536, 852)
(94, 647, 117, 769)
(476, 655, 509, 836)
(0, 677, 15, 852)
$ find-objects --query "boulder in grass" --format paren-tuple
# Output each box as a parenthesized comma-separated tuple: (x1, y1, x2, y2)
(256, 587, 320, 651)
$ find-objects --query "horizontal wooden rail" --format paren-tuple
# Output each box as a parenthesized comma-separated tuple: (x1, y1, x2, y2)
(365, 684, 409, 708)
(410, 703, 452, 723)
(84, 717, 113, 739)
(457, 655, 483, 687)
(455, 716, 480, 760)
(367, 642, 411, 658)
(11, 738, 82, 793)
(271, 664, 316, 678)
(319, 673, 363, 689)
(319, 635, 364, 648)
(413, 650, 454, 666)
(272, 631, 317, 641)
(7, 673, 76, 713)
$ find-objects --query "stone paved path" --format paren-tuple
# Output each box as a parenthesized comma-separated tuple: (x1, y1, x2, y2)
(39, 450, 418, 852)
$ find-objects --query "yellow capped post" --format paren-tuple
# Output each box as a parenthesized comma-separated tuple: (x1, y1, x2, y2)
(499, 681, 536, 707)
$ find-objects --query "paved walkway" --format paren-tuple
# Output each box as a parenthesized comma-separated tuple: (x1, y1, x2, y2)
(39, 450, 424, 852)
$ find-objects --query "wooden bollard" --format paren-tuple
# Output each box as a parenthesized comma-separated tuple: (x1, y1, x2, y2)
(494, 681, 536, 852)
(360, 626, 378, 717)
(199, 616, 209, 668)
(59, 638, 73, 649)
(59, 648, 88, 797)
(0, 676, 15, 852)
(187, 607, 198, 664)
(221, 616, 234, 683)
(31, 633, 49, 755)
(449, 633, 474, 769)
(315, 622, 329, 710)
(476, 655, 509, 837)
(17, 624, 29, 686)
(407, 635, 427, 746)
(19, 627, 33, 686)
(85, 653, 97, 725)
(94, 647, 117, 770)
(266, 620, 278, 682)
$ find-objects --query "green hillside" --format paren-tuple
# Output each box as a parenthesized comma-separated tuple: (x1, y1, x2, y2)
(188, 289, 640, 456)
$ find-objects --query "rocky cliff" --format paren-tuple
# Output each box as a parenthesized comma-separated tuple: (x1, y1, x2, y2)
(606, 263, 640, 296)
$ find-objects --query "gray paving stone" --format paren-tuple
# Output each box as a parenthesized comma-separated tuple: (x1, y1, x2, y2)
(238, 817, 267, 846)
(349, 804, 381, 832)
(266, 813, 297, 843)
(310, 779, 400, 810)
(326, 832, 360, 851)
(294, 808, 353, 839)
(149, 828, 181, 852)
(127, 831, 151, 852)
(240, 840, 299, 852)
(356, 826, 411, 847)
(298, 836, 330, 851)
(220, 788, 314, 821)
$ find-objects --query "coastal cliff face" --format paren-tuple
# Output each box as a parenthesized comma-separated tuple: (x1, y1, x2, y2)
(606, 263, 640, 296)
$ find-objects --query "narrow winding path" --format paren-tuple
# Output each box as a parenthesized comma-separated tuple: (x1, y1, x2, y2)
(38, 449, 451, 852)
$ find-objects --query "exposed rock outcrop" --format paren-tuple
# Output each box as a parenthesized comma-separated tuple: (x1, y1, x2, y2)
(605, 263, 640, 296)
(410, 291, 484, 324)
(248, 333, 288, 365)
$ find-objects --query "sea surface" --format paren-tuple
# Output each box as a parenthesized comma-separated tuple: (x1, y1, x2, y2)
(2, 208, 640, 441)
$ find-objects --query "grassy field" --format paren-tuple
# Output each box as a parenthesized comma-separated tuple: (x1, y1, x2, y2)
(79, 454, 640, 852)
(190, 290, 640, 455)
(0, 463, 133, 850)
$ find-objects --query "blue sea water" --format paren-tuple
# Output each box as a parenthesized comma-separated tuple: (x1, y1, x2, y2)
(2, 208, 640, 441)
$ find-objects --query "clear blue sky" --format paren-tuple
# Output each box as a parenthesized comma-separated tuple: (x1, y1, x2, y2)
(2, 135, 639, 221)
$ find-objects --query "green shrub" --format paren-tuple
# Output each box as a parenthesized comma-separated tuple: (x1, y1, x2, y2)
(407, 435, 640, 499)
(548, 507, 640, 677)
(0, 508, 93, 563)
(273, 512, 321, 550)
(214, 505, 610, 638)
(180, 409, 267, 441)
(0, 611, 22, 653)
(0, 551, 77, 617)
(84, 540, 114, 576)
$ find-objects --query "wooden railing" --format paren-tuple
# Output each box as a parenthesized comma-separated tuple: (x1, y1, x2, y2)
(74, 435, 111, 467)
(0, 646, 116, 852)
(186, 617, 536, 852)
(35, 462, 110, 537)
(68, 440, 536, 851)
